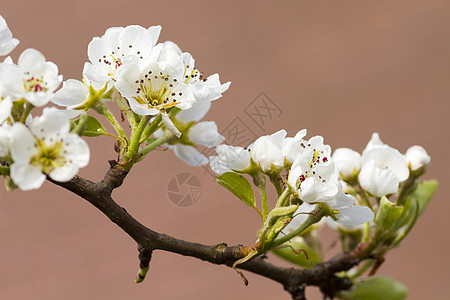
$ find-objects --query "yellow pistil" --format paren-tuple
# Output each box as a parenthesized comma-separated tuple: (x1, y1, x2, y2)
(30, 139, 66, 174)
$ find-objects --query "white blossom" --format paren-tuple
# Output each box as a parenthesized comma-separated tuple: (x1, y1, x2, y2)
(84, 25, 162, 90)
(0, 49, 62, 107)
(288, 135, 338, 203)
(210, 145, 251, 175)
(0, 15, 19, 56)
(358, 133, 409, 197)
(405, 145, 430, 171)
(251, 130, 287, 173)
(333, 148, 361, 179)
(9, 108, 89, 190)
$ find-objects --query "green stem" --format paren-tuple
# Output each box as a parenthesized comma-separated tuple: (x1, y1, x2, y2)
(111, 91, 137, 129)
(349, 259, 375, 279)
(137, 133, 177, 160)
(269, 174, 284, 198)
(272, 208, 325, 248)
(103, 109, 127, 140)
(19, 102, 34, 123)
(275, 185, 292, 208)
(124, 115, 151, 161)
(139, 114, 162, 144)
(253, 172, 268, 218)
(354, 182, 374, 211)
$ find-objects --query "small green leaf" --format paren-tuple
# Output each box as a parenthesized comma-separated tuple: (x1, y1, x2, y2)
(375, 197, 403, 230)
(217, 172, 256, 208)
(73, 115, 108, 137)
(347, 276, 407, 300)
(272, 238, 322, 268)
(409, 180, 437, 215)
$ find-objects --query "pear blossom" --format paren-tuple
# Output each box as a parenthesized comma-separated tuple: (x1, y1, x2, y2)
(115, 48, 196, 137)
(358, 133, 409, 197)
(0, 49, 62, 107)
(210, 145, 252, 175)
(405, 145, 430, 171)
(333, 148, 361, 179)
(9, 108, 89, 190)
(84, 25, 162, 90)
(0, 15, 19, 56)
(160, 41, 230, 103)
(251, 130, 287, 173)
(288, 136, 338, 203)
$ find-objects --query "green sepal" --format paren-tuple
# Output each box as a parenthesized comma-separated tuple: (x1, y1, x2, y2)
(409, 180, 437, 215)
(0, 166, 10, 176)
(71, 115, 109, 137)
(217, 172, 256, 208)
(375, 197, 403, 230)
(343, 276, 407, 300)
(3, 176, 18, 191)
(272, 237, 322, 268)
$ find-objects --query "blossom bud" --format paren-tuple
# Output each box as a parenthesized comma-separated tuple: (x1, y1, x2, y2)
(405, 145, 430, 172)
(332, 148, 361, 180)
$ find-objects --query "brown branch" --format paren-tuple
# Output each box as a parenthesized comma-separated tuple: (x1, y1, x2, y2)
(49, 162, 366, 299)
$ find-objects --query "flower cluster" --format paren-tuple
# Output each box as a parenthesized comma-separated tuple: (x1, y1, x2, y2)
(333, 133, 430, 197)
(0, 15, 230, 191)
(210, 129, 374, 228)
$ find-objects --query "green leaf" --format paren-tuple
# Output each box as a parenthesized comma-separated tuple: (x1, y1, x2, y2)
(375, 197, 403, 230)
(272, 238, 322, 268)
(347, 276, 407, 300)
(217, 172, 256, 208)
(73, 115, 108, 137)
(409, 180, 437, 215)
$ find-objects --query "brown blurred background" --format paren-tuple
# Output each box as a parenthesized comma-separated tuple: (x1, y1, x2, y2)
(0, 0, 449, 299)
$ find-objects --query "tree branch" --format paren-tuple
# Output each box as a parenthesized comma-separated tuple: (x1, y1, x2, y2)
(49, 162, 367, 299)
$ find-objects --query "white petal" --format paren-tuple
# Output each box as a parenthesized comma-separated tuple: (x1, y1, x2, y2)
(358, 160, 400, 197)
(10, 163, 46, 191)
(115, 64, 142, 98)
(176, 101, 211, 123)
(189, 121, 224, 147)
(405, 145, 430, 171)
(362, 147, 409, 182)
(0, 38, 19, 56)
(48, 163, 78, 182)
(174, 144, 208, 166)
(209, 155, 231, 175)
(333, 148, 361, 178)
(0, 96, 12, 123)
(63, 133, 90, 168)
(215, 145, 251, 171)
(161, 112, 181, 138)
(18, 48, 45, 69)
(127, 98, 158, 116)
(31, 107, 70, 139)
(336, 206, 374, 227)
(52, 79, 89, 108)
(10, 123, 36, 162)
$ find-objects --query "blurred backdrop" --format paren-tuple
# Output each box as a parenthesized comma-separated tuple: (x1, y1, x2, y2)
(0, 1, 449, 299)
